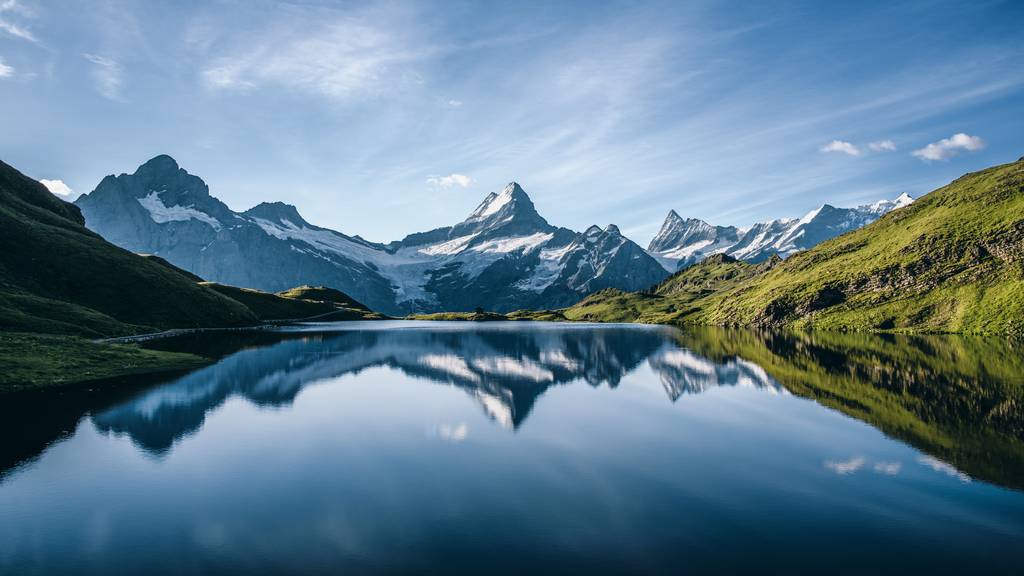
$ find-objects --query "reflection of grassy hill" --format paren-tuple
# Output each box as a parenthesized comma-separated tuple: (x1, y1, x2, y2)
(560, 158, 1024, 335)
(678, 328, 1024, 489)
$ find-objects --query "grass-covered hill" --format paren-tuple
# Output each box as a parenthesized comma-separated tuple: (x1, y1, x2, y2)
(563, 157, 1024, 336)
(0, 159, 258, 338)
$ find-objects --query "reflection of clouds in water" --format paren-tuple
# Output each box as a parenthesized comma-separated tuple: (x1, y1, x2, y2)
(918, 456, 971, 483)
(433, 423, 469, 442)
(826, 458, 904, 476)
(825, 457, 866, 475)
(873, 461, 901, 475)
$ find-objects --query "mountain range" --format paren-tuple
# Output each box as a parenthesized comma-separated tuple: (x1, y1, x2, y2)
(648, 193, 914, 271)
(565, 156, 1024, 336)
(75, 155, 903, 315)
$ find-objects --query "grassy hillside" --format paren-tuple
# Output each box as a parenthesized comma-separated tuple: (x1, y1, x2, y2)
(562, 157, 1024, 336)
(205, 283, 386, 321)
(0, 159, 258, 338)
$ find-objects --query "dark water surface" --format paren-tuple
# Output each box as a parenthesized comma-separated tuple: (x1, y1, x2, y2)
(1, 321, 1022, 575)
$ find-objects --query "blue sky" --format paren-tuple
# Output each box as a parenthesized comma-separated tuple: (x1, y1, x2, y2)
(1, 0, 1022, 244)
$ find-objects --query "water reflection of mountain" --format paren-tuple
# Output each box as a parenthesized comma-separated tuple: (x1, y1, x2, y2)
(92, 325, 782, 452)
(5, 324, 1021, 491)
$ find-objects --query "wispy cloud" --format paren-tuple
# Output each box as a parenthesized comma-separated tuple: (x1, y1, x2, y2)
(868, 139, 896, 152)
(40, 179, 75, 199)
(820, 140, 861, 156)
(427, 173, 473, 188)
(447, 99, 463, 108)
(825, 456, 866, 475)
(82, 53, 124, 101)
(0, 57, 12, 78)
(0, 0, 36, 43)
(911, 133, 985, 162)
(200, 9, 430, 101)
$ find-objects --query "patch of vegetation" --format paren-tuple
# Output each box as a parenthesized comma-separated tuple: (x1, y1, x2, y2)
(0, 333, 209, 392)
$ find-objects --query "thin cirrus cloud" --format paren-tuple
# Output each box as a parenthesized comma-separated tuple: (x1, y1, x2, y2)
(911, 133, 985, 162)
(427, 174, 473, 188)
(40, 179, 75, 199)
(0, 57, 13, 78)
(200, 15, 429, 101)
(820, 140, 861, 156)
(82, 53, 125, 101)
(0, 0, 36, 43)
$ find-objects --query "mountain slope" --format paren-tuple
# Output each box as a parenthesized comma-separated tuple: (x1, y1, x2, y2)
(564, 157, 1024, 335)
(0, 159, 258, 337)
(76, 160, 669, 314)
(649, 193, 914, 271)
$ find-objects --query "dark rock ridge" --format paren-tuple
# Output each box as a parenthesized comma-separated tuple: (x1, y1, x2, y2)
(75, 157, 669, 315)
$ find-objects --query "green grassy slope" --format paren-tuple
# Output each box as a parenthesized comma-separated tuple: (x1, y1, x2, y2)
(0, 159, 257, 337)
(0, 332, 209, 391)
(562, 157, 1024, 335)
(205, 283, 386, 321)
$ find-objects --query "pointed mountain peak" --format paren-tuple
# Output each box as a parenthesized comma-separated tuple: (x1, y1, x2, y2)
(456, 181, 550, 236)
(134, 154, 182, 177)
(244, 201, 309, 227)
(584, 224, 603, 236)
(894, 192, 914, 207)
(604, 224, 622, 236)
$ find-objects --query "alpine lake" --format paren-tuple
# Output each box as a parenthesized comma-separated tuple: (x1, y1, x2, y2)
(1, 321, 1022, 575)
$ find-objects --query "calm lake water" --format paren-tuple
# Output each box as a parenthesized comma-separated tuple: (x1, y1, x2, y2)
(1, 321, 1022, 575)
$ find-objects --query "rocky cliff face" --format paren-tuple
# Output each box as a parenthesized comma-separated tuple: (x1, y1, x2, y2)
(76, 157, 669, 315)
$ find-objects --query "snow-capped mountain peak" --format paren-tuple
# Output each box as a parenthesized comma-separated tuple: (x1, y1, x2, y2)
(77, 160, 669, 316)
(648, 192, 916, 272)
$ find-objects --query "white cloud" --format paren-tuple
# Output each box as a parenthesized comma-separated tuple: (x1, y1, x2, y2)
(825, 456, 866, 475)
(873, 461, 901, 475)
(435, 422, 468, 442)
(868, 140, 896, 152)
(0, 0, 36, 43)
(820, 140, 861, 156)
(918, 456, 971, 482)
(427, 173, 473, 188)
(447, 99, 463, 108)
(40, 179, 75, 199)
(83, 53, 125, 101)
(200, 15, 430, 101)
(0, 57, 12, 78)
(911, 133, 985, 162)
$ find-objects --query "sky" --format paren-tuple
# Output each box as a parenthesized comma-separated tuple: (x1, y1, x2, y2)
(1, 0, 1022, 244)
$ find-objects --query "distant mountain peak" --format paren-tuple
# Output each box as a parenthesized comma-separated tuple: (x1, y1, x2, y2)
(605, 224, 622, 236)
(134, 154, 182, 177)
(244, 201, 309, 227)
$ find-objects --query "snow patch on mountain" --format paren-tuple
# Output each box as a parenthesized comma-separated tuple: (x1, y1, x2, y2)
(138, 191, 222, 230)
